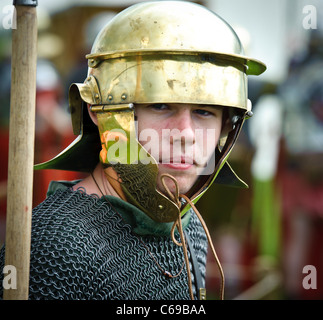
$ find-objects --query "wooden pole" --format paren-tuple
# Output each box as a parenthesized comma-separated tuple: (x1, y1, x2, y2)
(3, 1, 37, 300)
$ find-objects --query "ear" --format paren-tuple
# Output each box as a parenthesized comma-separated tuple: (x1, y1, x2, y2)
(87, 104, 98, 126)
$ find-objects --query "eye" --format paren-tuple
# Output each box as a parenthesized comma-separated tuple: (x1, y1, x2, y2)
(193, 109, 214, 117)
(149, 103, 169, 111)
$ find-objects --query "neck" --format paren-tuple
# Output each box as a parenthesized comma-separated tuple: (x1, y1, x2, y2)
(72, 164, 126, 200)
(100, 166, 127, 200)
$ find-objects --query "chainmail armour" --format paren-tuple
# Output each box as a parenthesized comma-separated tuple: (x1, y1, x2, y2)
(0, 183, 207, 300)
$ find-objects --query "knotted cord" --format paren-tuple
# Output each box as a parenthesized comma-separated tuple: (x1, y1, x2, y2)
(160, 173, 225, 300)
(160, 173, 194, 300)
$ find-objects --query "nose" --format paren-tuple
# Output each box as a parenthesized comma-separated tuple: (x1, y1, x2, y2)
(169, 108, 195, 145)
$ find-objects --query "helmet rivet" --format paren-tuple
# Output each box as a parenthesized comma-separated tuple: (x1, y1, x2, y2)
(246, 111, 253, 118)
(95, 93, 99, 100)
(108, 95, 113, 100)
(158, 205, 164, 210)
(121, 93, 127, 100)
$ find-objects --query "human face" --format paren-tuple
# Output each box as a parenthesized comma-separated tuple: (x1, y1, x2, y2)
(135, 103, 223, 196)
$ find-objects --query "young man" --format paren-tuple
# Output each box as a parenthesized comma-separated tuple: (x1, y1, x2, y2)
(0, 1, 265, 300)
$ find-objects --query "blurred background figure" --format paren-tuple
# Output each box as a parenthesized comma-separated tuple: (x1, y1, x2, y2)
(278, 28, 323, 299)
(248, 93, 283, 273)
(33, 58, 82, 207)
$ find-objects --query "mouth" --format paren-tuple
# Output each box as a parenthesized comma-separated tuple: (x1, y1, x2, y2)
(160, 163, 193, 170)
(158, 157, 195, 170)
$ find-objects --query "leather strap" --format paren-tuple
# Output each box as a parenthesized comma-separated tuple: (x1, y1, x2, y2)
(184, 230, 206, 300)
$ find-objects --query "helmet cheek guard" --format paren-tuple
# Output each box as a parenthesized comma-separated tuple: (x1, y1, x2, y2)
(35, 1, 266, 222)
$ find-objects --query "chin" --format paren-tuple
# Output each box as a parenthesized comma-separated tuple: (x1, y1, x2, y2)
(156, 176, 194, 197)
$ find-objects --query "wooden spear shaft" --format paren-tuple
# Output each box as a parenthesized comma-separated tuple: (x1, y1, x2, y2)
(4, 2, 37, 300)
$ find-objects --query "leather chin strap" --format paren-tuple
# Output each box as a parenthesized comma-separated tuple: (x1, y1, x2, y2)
(160, 173, 225, 300)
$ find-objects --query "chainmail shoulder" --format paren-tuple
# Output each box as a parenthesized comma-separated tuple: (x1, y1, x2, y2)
(0, 187, 207, 300)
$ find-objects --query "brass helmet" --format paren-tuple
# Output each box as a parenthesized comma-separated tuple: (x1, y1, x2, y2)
(35, 1, 266, 222)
